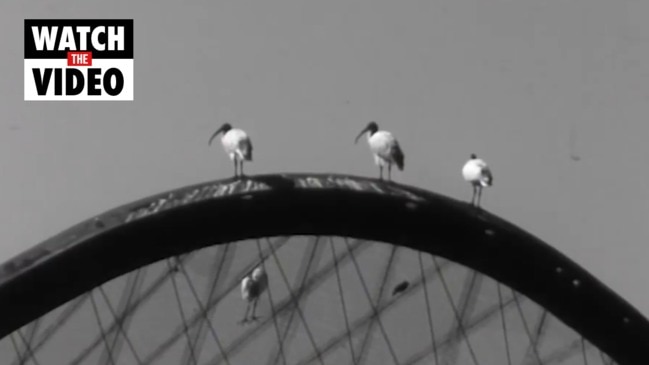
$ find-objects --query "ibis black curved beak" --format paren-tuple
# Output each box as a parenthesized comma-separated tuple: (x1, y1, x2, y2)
(208, 125, 226, 146)
(354, 127, 368, 144)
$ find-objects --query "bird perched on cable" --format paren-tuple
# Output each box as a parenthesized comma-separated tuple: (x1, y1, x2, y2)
(462, 153, 493, 208)
(354, 122, 404, 181)
(208, 123, 253, 178)
(239, 265, 268, 324)
(392, 280, 410, 296)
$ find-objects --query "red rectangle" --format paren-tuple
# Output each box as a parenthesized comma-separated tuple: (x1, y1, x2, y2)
(67, 51, 92, 66)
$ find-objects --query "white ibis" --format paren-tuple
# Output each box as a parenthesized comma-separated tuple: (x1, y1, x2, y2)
(239, 266, 268, 324)
(354, 122, 405, 181)
(462, 153, 493, 208)
(208, 123, 253, 177)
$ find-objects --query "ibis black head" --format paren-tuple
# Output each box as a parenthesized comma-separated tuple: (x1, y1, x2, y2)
(366, 121, 379, 132)
(470, 153, 477, 159)
(209, 123, 233, 146)
(220, 123, 233, 132)
(355, 121, 379, 144)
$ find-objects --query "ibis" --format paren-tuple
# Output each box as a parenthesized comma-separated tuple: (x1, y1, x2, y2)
(354, 122, 405, 181)
(208, 123, 253, 177)
(462, 153, 493, 208)
(239, 265, 268, 324)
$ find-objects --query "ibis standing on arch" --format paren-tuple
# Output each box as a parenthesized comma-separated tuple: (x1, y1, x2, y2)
(354, 121, 405, 181)
(239, 265, 268, 324)
(462, 153, 493, 208)
(208, 123, 253, 177)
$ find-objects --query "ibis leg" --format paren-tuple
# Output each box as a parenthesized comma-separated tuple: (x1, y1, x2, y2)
(388, 164, 392, 181)
(239, 302, 250, 325)
(477, 186, 483, 208)
(471, 185, 476, 206)
(250, 298, 259, 321)
(239, 160, 244, 176)
(379, 166, 384, 180)
(233, 159, 238, 177)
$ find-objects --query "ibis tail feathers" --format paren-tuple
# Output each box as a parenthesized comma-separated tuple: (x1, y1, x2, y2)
(393, 143, 405, 171)
(245, 144, 253, 161)
(235, 140, 253, 161)
(480, 167, 493, 186)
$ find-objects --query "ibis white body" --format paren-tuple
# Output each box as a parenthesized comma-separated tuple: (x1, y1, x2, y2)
(462, 154, 493, 207)
(221, 129, 253, 163)
(241, 266, 267, 302)
(239, 266, 267, 324)
(462, 158, 492, 187)
(240, 276, 255, 302)
(367, 131, 404, 170)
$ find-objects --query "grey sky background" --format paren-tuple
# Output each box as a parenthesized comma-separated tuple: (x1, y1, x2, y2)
(1, 0, 648, 320)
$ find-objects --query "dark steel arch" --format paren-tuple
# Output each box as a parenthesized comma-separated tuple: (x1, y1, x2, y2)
(0, 173, 646, 364)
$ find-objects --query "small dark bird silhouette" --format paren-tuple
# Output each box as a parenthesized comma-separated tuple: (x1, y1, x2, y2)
(392, 280, 410, 296)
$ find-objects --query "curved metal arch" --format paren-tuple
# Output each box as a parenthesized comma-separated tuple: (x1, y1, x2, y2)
(0, 173, 646, 364)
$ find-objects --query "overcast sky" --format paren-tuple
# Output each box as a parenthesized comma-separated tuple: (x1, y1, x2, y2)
(1, 0, 648, 318)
